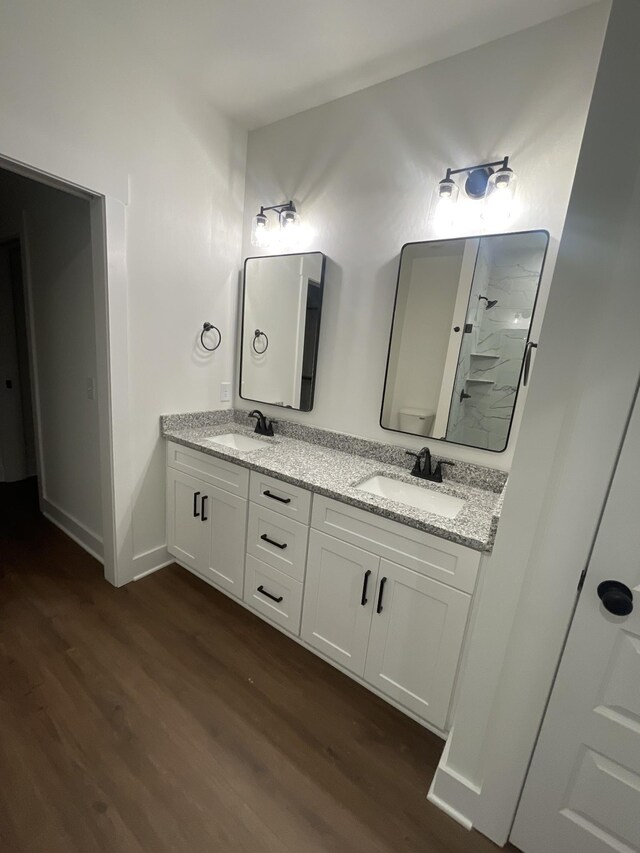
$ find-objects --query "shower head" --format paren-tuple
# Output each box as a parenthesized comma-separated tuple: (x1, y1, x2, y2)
(479, 296, 498, 310)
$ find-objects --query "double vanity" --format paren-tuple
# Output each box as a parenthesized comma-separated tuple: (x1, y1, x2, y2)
(158, 228, 549, 734)
(162, 411, 506, 734)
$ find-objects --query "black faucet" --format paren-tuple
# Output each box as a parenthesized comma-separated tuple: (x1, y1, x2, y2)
(405, 447, 454, 483)
(248, 409, 275, 436)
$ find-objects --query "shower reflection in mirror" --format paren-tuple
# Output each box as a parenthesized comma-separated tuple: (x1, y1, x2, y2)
(380, 230, 549, 452)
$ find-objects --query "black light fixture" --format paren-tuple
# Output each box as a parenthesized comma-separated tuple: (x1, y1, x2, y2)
(434, 156, 517, 225)
(251, 200, 300, 247)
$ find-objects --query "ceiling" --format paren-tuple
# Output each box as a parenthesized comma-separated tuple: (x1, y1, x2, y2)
(118, 0, 597, 129)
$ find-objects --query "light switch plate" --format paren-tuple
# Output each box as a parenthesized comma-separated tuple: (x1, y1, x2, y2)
(86, 377, 96, 400)
(220, 381, 231, 402)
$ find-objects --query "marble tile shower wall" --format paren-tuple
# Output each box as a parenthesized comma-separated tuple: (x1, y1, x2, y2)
(449, 245, 543, 451)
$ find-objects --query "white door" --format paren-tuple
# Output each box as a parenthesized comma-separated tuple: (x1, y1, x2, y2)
(203, 484, 247, 600)
(0, 242, 27, 482)
(166, 469, 209, 572)
(364, 559, 471, 730)
(301, 530, 379, 677)
(512, 387, 640, 853)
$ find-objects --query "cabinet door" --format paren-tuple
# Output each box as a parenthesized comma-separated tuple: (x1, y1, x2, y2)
(364, 559, 471, 730)
(301, 530, 379, 677)
(203, 484, 247, 600)
(166, 468, 209, 572)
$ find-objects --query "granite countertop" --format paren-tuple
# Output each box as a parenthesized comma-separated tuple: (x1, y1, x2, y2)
(161, 413, 506, 553)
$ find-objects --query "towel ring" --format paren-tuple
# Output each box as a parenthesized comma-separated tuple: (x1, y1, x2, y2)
(201, 322, 221, 352)
(252, 329, 269, 354)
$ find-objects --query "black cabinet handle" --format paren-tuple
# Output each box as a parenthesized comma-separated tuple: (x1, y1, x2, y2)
(376, 577, 387, 614)
(257, 585, 284, 603)
(193, 491, 201, 518)
(523, 341, 538, 387)
(361, 569, 372, 606)
(263, 490, 291, 505)
(201, 495, 208, 522)
(260, 533, 287, 550)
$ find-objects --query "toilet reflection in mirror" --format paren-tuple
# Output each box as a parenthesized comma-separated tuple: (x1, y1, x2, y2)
(380, 230, 549, 452)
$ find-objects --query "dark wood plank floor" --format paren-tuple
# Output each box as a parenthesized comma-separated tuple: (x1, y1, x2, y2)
(0, 479, 508, 853)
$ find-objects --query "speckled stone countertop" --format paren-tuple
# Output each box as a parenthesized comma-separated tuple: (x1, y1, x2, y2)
(161, 410, 507, 553)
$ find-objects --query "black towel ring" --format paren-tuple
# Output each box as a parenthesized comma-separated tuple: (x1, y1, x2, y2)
(252, 329, 269, 354)
(201, 322, 221, 352)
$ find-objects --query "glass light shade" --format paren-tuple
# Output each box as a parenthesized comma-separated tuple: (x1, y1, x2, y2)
(278, 207, 301, 248)
(482, 168, 517, 222)
(433, 178, 459, 227)
(251, 212, 270, 248)
(280, 207, 300, 232)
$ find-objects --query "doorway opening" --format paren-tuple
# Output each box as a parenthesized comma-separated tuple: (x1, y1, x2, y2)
(0, 163, 112, 577)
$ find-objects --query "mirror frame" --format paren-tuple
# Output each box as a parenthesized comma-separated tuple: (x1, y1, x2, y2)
(379, 229, 550, 452)
(239, 251, 327, 412)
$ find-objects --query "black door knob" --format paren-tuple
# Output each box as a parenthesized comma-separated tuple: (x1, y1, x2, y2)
(597, 580, 633, 616)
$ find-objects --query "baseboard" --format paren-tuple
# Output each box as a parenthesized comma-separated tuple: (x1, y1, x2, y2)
(427, 744, 480, 832)
(131, 545, 173, 582)
(426, 791, 473, 831)
(41, 499, 103, 563)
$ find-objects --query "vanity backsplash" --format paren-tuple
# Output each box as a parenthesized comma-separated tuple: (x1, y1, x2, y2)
(160, 408, 507, 493)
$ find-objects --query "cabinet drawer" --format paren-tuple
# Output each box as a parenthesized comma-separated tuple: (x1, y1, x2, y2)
(247, 503, 309, 581)
(249, 471, 311, 523)
(311, 495, 480, 594)
(244, 555, 303, 636)
(167, 441, 249, 497)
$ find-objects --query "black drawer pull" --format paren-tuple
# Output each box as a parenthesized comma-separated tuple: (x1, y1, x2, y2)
(201, 495, 208, 522)
(257, 585, 284, 603)
(376, 577, 387, 614)
(263, 490, 291, 505)
(193, 491, 201, 518)
(361, 569, 371, 606)
(260, 533, 287, 550)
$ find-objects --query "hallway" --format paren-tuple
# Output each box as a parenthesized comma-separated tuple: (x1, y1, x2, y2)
(0, 482, 508, 853)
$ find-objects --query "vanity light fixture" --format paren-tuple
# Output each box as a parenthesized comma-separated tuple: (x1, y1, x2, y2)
(250, 200, 300, 248)
(482, 162, 517, 222)
(434, 156, 517, 224)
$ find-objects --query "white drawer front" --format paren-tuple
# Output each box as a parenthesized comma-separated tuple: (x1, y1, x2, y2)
(167, 441, 249, 497)
(244, 555, 303, 635)
(247, 503, 309, 581)
(249, 471, 312, 523)
(311, 495, 480, 594)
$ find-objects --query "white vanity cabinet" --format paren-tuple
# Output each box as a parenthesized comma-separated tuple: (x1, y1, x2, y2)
(302, 496, 480, 731)
(166, 442, 248, 599)
(166, 441, 483, 732)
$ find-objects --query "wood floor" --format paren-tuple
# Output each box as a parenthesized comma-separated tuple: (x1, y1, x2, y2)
(0, 480, 507, 853)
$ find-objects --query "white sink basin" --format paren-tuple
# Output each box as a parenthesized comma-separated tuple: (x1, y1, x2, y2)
(206, 433, 270, 452)
(355, 475, 465, 519)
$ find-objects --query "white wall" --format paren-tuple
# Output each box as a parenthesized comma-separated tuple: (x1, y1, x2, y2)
(0, 171, 103, 550)
(239, 3, 610, 470)
(0, 0, 247, 579)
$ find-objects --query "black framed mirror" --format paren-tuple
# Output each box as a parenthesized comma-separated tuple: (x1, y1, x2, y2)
(380, 230, 549, 452)
(240, 252, 326, 411)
